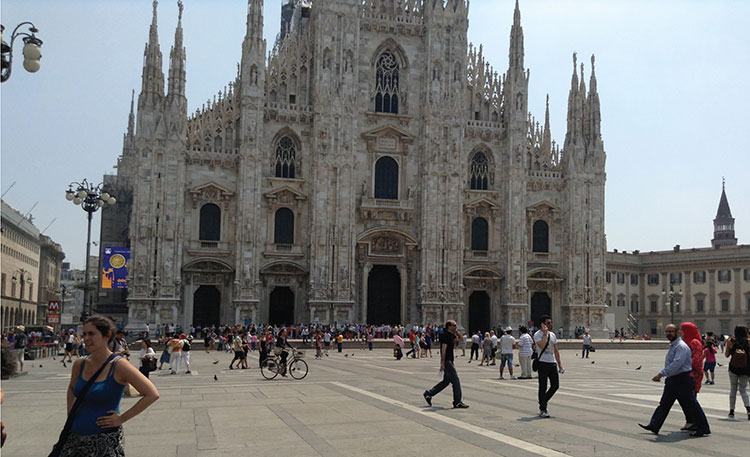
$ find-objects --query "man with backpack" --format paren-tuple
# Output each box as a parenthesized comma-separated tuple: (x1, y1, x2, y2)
(12, 326, 27, 372)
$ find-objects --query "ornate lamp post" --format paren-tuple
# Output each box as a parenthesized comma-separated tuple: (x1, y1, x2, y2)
(1, 22, 43, 83)
(663, 282, 681, 325)
(12, 269, 33, 325)
(65, 179, 116, 322)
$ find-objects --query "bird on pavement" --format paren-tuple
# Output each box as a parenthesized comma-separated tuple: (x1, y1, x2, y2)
(213, 375, 218, 381)
(591, 361, 595, 364)
(635, 365, 642, 370)
(213, 360, 219, 364)
(345, 354, 348, 357)
(626, 361, 629, 365)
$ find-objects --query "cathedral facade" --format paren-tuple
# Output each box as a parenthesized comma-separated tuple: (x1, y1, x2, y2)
(106, 0, 608, 335)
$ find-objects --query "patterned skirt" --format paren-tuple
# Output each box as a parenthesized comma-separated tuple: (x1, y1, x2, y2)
(59, 427, 124, 457)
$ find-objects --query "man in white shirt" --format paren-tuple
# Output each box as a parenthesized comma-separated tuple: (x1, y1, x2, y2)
(499, 327, 517, 380)
(489, 330, 499, 365)
(534, 315, 564, 418)
(517, 326, 534, 379)
(582, 330, 592, 358)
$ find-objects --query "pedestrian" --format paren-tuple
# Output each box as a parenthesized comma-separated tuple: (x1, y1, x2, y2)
(323, 330, 331, 356)
(582, 330, 592, 358)
(336, 332, 344, 353)
(229, 333, 245, 369)
(703, 340, 717, 385)
(638, 324, 711, 437)
(314, 330, 323, 359)
(138, 339, 156, 379)
(424, 331, 432, 357)
(534, 315, 563, 417)
(680, 321, 705, 431)
(499, 327, 517, 380)
(469, 331, 480, 362)
(460, 332, 467, 357)
(11, 326, 27, 372)
(157, 335, 170, 370)
(182, 334, 192, 374)
(51, 315, 159, 456)
(64, 330, 77, 363)
(479, 332, 492, 366)
(517, 326, 533, 379)
(167, 334, 183, 374)
(367, 330, 374, 351)
(259, 330, 269, 368)
(423, 320, 468, 409)
(724, 325, 750, 420)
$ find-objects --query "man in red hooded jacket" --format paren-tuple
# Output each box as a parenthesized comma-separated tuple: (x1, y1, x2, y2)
(680, 322, 704, 431)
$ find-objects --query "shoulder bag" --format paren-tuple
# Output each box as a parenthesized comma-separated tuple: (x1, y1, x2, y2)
(532, 337, 550, 372)
(49, 353, 118, 457)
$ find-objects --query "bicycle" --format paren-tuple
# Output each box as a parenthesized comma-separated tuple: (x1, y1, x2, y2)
(261, 347, 308, 380)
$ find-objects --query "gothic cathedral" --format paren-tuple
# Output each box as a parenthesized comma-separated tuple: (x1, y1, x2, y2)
(107, 0, 608, 335)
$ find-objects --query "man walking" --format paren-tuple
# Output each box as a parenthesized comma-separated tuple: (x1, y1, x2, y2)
(639, 324, 711, 437)
(499, 327, 517, 380)
(469, 330, 481, 362)
(534, 315, 563, 417)
(423, 320, 468, 409)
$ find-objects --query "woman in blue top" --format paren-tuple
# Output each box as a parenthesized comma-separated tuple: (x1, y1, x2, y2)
(60, 316, 159, 456)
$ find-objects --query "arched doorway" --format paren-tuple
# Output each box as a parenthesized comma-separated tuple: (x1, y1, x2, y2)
(530, 292, 551, 327)
(367, 265, 401, 324)
(193, 286, 220, 328)
(469, 291, 490, 335)
(269, 287, 295, 325)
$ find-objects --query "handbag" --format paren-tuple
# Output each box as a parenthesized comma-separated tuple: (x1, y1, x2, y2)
(532, 337, 550, 372)
(49, 353, 118, 457)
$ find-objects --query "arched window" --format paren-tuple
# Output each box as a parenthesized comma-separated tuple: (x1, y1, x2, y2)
(199, 204, 221, 241)
(274, 135, 296, 178)
(471, 217, 489, 251)
(375, 51, 400, 114)
(374, 156, 398, 200)
(532, 220, 549, 253)
(274, 208, 295, 245)
(469, 151, 489, 190)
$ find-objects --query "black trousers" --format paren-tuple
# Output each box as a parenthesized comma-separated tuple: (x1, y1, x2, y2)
(537, 361, 559, 411)
(582, 345, 590, 358)
(427, 360, 462, 406)
(648, 372, 710, 433)
(470, 343, 479, 360)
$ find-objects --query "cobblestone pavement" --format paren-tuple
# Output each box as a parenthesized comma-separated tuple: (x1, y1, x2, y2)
(2, 346, 747, 456)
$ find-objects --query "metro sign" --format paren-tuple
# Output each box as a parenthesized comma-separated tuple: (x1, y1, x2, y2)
(48, 301, 60, 312)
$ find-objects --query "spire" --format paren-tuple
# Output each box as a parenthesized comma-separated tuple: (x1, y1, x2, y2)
(542, 94, 551, 153)
(712, 179, 737, 247)
(127, 89, 135, 137)
(508, 0, 525, 80)
(140, 0, 165, 99)
(167, 0, 186, 100)
(565, 52, 579, 145)
(245, 0, 264, 44)
(587, 54, 601, 144)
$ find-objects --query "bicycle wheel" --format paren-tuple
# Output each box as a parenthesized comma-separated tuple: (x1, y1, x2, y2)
(260, 357, 280, 380)
(288, 358, 308, 380)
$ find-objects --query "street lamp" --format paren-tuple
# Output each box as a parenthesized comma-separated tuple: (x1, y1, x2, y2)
(65, 179, 116, 322)
(662, 282, 681, 325)
(12, 269, 33, 325)
(1, 22, 43, 83)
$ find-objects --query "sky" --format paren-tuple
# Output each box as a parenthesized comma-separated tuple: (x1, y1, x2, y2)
(1, 0, 748, 269)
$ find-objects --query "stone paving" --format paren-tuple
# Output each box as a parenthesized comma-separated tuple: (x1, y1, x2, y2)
(2, 345, 747, 456)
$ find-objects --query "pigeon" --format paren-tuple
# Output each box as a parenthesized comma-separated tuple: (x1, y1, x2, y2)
(213, 360, 219, 364)
(39, 364, 42, 368)
(626, 361, 629, 365)
(345, 354, 349, 357)
(717, 363, 723, 367)
(351, 354, 355, 357)
(213, 375, 218, 381)
(591, 361, 595, 364)
(635, 365, 642, 370)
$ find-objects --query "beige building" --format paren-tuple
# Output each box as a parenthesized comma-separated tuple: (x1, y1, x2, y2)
(37, 235, 65, 324)
(606, 185, 750, 336)
(1, 200, 41, 328)
(103, 1, 609, 335)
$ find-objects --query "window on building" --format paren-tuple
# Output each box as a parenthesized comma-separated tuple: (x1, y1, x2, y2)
(274, 208, 295, 245)
(693, 271, 706, 283)
(669, 272, 682, 284)
(28, 283, 33, 301)
(647, 274, 659, 286)
(606, 272, 611, 283)
(374, 51, 400, 114)
(718, 270, 731, 283)
(630, 297, 639, 313)
(374, 156, 399, 199)
(721, 297, 730, 312)
(532, 220, 549, 253)
(745, 269, 750, 281)
(695, 298, 705, 313)
(630, 274, 638, 285)
(745, 295, 750, 312)
(617, 295, 625, 307)
(471, 217, 489, 251)
(10, 279, 16, 297)
(274, 135, 297, 178)
(720, 320, 730, 335)
(649, 320, 657, 335)
(469, 151, 489, 190)
(0, 273, 5, 295)
(199, 204, 221, 241)
(650, 299, 658, 313)
(617, 273, 625, 284)
(606, 294, 612, 307)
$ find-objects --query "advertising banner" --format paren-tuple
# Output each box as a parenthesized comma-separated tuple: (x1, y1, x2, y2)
(48, 314, 60, 324)
(102, 247, 130, 289)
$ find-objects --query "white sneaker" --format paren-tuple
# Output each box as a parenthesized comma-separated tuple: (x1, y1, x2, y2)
(499, 376, 505, 380)
(540, 410, 550, 418)
(510, 376, 517, 380)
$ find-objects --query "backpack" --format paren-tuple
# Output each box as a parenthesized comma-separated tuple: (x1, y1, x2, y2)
(729, 341, 748, 370)
(14, 333, 27, 349)
(183, 340, 191, 351)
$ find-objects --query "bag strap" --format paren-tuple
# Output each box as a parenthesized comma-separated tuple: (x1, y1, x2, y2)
(49, 353, 118, 457)
(538, 336, 551, 358)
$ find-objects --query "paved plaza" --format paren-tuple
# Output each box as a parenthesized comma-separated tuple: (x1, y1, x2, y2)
(2, 345, 747, 456)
